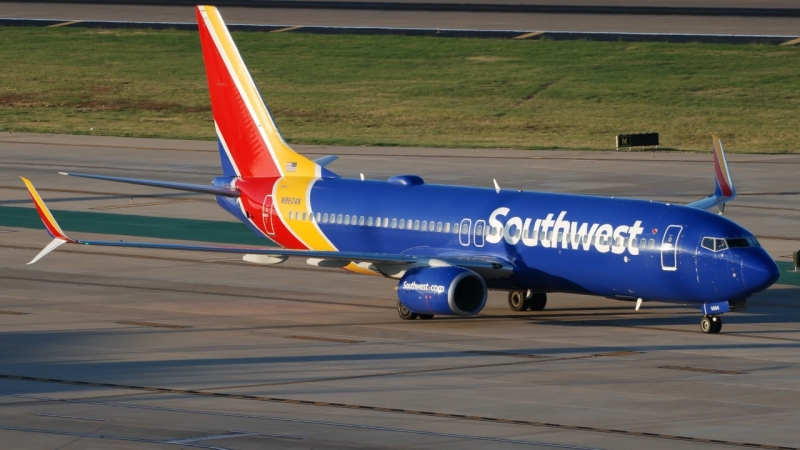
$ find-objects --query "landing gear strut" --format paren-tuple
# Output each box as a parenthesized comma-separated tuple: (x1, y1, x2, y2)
(700, 315, 722, 334)
(508, 291, 547, 312)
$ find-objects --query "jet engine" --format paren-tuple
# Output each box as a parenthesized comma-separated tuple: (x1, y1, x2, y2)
(397, 266, 487, 316)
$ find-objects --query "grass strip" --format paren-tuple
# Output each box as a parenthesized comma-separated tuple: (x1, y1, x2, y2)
(0, 206, 272, 246)
(1, 26, 799, 152)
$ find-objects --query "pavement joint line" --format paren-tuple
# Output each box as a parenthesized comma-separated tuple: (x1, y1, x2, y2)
(270, 25, 303, 33)
(46, 20, 82, 28)
(0, 375, 795, 449)
(117, 320, 191, 329)
(659, 365, 745, 375)
(198, 351, 639, 391)
(0, 394, 602, 450)
(0, 310, 28, 315)
(287, 335, 363, 343)
(34, 413, 111, 422)
(780, 37, 800, 46)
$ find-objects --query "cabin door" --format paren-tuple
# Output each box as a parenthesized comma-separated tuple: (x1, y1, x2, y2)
(660, 225, 682, 271)
(474, 220, 486, 247)
(261, 194, 276, 236)
(459, 219, 471, 246)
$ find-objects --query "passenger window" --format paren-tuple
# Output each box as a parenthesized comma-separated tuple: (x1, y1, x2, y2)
(414, 220, 420, 230)
(359, 216, 365, 226)
(640, 238, 646, 249)
(429, 221, 435, 231)
(648, 239, 655, 249)
(301, 212, 306, 221)
(421, 221, 427, 231)
(444, 222, 451, 233)
(391, 218, 397, 228)
(475, 224, 483, 235)
(315, 212, 321, 222)
(376, 216, 381, 226)
(615, 237, 622, 247)
(453, 223, 460, 234)
(337, 214, 343, 224)
(583, 235, 589, 244)
(547, 231, 553, 241)
(399, 219, 405, 229)
(437, 222, 443, 232)
(383, 218, 389, 227)
(367, 217, 373, 226)
(630, 238, 637, 248)
(344, 215, 350, 225)
(540, 231, 546, 241)
(515, 229, 521, 238)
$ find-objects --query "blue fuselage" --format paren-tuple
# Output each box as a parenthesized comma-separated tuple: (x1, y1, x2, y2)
(300, 177, 778, 305)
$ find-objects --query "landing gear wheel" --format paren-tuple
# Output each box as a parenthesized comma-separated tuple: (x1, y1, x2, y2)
(508, 291, 529, 311)
(711, 316, 722, 334)
(418, 314, 434, 320)
(397, 302, 418, 320)
(528, 293, 547, 311)
(701, 315, 722, 334)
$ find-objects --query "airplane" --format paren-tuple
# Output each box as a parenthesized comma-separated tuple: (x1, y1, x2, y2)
(20, 5, 780, 334)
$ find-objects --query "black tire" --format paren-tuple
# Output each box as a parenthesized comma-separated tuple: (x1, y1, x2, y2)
(700, 316, 713, 333)
(508, 291, 529, 311)
(710, 316, 722, 334)
(397, 302, 418, 320)
(418, 314, 434, 320)
(528, 293, 547, 311)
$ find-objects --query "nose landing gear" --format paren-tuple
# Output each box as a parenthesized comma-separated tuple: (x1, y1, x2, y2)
(700, 315, 722, 334)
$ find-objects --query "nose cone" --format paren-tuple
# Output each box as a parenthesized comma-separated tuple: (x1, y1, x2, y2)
(741, 250, 780, 293)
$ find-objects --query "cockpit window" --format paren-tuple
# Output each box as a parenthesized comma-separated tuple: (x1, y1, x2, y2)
(701, 237, 728, 252)
(726, 236, 761, 248)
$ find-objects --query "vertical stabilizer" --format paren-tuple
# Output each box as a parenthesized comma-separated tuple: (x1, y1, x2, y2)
(196, 5, 318, 178)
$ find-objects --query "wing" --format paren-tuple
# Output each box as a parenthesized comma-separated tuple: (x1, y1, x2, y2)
(59, 172, 239, 197)
(685, 134, 736, 213)
(19, 177, 513, 274)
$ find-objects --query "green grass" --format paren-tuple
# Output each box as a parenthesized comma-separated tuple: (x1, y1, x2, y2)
(1, 26, 799, 152)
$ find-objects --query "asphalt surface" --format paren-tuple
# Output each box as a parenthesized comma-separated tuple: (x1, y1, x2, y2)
(2, 2, 800, 36)
(1, 132, 799, 449)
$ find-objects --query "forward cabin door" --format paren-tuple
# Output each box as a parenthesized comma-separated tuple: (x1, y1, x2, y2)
(661, 225, 682, 271)
(261, 194, 276, 236)
(459, 219, 471, 247)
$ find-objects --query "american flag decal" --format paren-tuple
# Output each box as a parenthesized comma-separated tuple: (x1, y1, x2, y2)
(286, 162, 297, 172)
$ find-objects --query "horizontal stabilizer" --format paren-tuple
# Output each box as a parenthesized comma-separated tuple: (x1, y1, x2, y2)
(313, 155, 339, 167)
(60, 172, 239, 197)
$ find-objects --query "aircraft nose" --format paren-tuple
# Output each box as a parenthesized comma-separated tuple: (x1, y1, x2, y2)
(741, 250, 780, 293)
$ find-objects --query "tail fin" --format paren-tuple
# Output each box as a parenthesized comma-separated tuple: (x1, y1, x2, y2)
(196, 5, 317, 178)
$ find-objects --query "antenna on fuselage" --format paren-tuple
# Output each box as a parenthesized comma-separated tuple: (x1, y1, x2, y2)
(493, 179, 500, 194)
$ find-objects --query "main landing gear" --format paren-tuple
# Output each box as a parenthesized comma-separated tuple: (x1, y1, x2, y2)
(397, 302, 434, 320)
(508, 291, 547, 312)
(700, 315, 722, 334)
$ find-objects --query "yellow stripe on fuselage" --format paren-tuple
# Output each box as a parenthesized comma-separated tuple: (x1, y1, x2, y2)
(273, 176, 337, 251)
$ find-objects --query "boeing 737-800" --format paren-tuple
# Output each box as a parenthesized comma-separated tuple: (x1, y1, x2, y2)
(21, 5, 780, 334)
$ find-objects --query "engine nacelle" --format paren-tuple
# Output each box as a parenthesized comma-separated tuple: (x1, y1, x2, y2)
(397, 266, 487, 316)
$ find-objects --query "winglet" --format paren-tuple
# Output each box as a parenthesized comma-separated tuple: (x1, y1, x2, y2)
(19, 177, 76, 245)
(685, 135, 737, 212)
(712, 134, 736, 199)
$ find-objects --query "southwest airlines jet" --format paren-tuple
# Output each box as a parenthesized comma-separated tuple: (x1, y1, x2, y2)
(21, 5, 779, 334)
